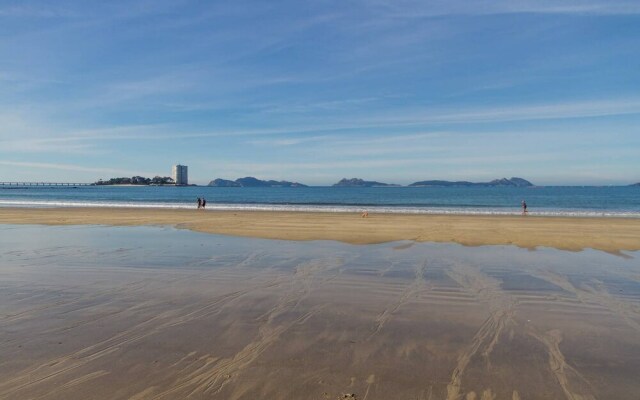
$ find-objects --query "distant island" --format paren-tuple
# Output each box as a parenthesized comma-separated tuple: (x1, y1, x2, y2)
(631, 182, 640, 186)
(331, 177, 533, 187)
(333, 178, 400, 187)
(95, 176, 175, 185)
(206, 176, 534, 187)
(208, 177, 307, 187)
(409, 177, 533, 187)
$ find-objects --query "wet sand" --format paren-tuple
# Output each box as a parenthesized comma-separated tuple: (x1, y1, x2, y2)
(1, 207, 640, 253)
(1, 225, 639, 399)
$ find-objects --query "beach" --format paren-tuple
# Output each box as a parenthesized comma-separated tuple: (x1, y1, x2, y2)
(0, 207, 639, 253)
(4, 0, 640, 397)
(0, 224, 639, 399)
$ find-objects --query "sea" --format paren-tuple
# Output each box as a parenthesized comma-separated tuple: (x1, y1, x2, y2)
(1, 185, 639, 218)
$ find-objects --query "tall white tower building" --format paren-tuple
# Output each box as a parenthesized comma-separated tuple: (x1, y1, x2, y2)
(172, 165, 188, 186)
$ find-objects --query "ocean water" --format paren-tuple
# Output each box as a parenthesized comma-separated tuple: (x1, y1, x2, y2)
(0, 185, 639, 217)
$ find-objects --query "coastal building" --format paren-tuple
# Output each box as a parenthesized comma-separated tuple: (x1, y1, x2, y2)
(172, 165, 188, 186)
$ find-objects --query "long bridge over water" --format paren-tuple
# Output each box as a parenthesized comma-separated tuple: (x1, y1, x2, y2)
(0, 182, 93, 187)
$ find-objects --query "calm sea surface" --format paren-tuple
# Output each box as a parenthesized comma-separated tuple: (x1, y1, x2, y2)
(1, 185, 639, 217)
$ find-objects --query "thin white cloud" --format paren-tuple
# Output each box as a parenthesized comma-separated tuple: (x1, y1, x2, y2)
(260, 96, 383, 114)
(0, 140, 98, 154)
(2, 97, 639, 156)
(353, 98, 640, 126)
(366, 0, 640, 17)
(0, 5, 79, 18)
(0, 160, 158, 177)
(247, 135, 340, 146)
(201, 145, 640, 179)
(167, 98, 640, 138)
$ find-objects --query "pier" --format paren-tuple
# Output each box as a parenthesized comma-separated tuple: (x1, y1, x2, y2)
(0, 182, 93, 187)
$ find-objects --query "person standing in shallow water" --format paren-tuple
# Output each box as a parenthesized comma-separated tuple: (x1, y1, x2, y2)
(197, 197, 202, 209)
(522, 200, 528, 215)
(202, 198, 206, 209)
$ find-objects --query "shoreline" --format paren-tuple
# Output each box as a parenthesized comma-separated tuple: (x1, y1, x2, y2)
(1, 201, 638, 218)
(1, 206, 639, 253)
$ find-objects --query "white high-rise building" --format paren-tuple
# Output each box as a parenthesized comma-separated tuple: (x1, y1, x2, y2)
(172, 165, 188, 186)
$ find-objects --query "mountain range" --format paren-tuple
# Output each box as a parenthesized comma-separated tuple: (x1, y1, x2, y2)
(208, 177, 307, 187)
(409, 177, 533, 187)
(332, 178, 400, 187)
(207, 176, 535, 187)
(333, 177, 533, 187)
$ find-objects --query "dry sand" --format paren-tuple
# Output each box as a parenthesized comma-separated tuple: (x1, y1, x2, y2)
(0, 207, 639, 253)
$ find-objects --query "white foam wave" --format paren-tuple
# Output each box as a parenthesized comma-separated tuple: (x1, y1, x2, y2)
(0, 199, 638, 218)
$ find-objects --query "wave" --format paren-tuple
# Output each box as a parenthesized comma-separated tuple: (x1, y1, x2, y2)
(1, 199, 639, 218)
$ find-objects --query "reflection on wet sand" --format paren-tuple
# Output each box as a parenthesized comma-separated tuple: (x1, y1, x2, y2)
(0, 225, 639, 400)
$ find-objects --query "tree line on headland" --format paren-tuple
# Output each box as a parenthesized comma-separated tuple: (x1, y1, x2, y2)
(95, 176, 174, 185)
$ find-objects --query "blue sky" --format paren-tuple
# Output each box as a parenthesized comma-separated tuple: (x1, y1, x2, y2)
(1, 0, 639, 185)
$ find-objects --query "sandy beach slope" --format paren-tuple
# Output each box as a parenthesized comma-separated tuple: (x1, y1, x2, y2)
(0, 207, 639, 253)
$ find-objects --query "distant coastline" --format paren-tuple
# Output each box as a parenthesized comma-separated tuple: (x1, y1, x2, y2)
(207, 176, 535, 188)
(409, 177, 533, 187)
(6, 176, 639, 188)
(95, 176, 176, 186)
(208, 177, 307, 187)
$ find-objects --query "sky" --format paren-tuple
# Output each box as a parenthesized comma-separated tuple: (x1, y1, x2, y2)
(1, 0, 639, 186)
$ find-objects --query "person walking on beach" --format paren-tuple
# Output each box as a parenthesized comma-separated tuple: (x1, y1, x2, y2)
(522, 200, 528, 215)
(202, 198, 207, 209)
(197, 197, 202, 209)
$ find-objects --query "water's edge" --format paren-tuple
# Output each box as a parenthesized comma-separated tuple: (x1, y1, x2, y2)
(1, 200, 639, 218)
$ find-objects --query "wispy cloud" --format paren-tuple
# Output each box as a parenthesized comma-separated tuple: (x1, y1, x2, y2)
(0, 160, 158, 177)
(210, 151, 597, 177)
(364, 0, 640, 17)
(350, 98, 640, 127)
(247, 135, 338, 147)
(3, 97, 639, 156)
(259, 97, 384, 114)
(0, 4, 80, 18)
(0, 139, 98, 154)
